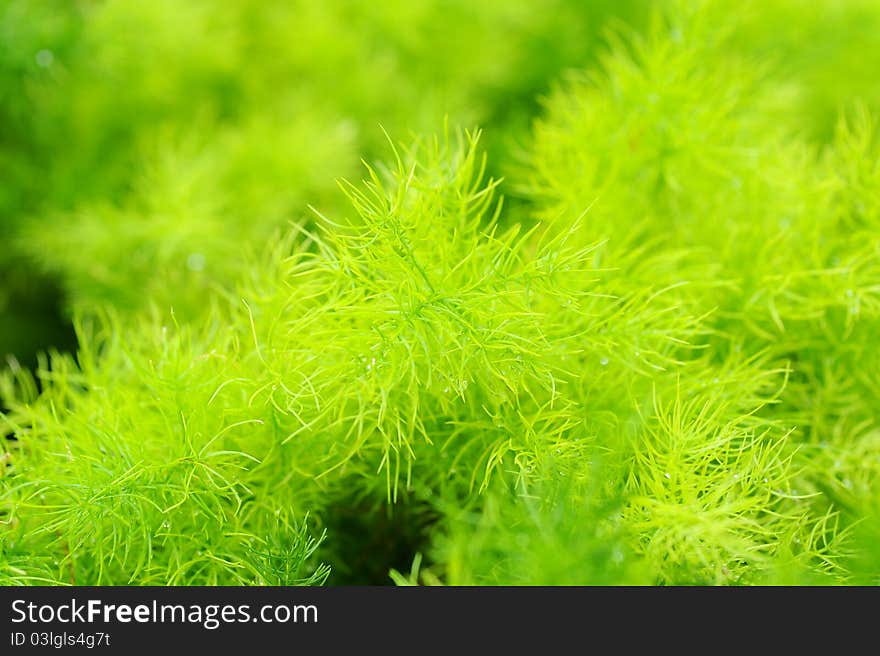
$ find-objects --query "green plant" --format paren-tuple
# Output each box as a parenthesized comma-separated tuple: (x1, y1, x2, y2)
(2, 0, 878, 586)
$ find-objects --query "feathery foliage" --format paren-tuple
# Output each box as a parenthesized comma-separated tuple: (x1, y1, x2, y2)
(2, 0, 879, 585)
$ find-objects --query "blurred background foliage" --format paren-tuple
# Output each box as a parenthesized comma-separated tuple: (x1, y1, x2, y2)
(3, 0, 879, 334)
(1, 0, 647, 316)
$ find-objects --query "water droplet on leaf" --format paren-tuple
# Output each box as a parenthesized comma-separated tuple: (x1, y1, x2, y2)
(35, 49, 54, 68)
(186, 252, 206, 272)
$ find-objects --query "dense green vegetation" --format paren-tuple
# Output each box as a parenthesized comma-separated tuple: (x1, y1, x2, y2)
(2, 0, 879, 585)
